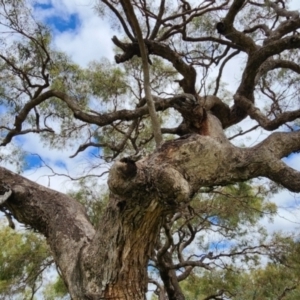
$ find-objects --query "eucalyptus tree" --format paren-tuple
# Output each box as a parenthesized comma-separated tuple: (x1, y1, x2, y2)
(1, 0, 300, 299)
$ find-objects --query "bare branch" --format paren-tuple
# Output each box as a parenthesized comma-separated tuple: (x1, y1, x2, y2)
(213, 49, 240, 96)
(101, 0, 135, 41)
(120, 0, 162, 146)
(149, 0, 165, 40)
(233, 94, 300, 130)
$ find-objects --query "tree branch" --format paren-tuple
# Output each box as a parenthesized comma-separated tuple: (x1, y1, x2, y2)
(255, 59, 300, 84)
(120, 0, 162, 146)
(233, 94, 300, 130)
(112, 36, 197, 94)
(0, 166, 95, 297)
(101, 0, 135, 41)
(149, 0, 165, 40)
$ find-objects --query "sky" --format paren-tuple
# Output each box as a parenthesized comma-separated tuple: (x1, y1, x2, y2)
(1, 0, 300, 294)
(33, 0, 115, 65)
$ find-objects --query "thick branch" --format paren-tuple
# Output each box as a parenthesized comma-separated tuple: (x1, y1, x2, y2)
(216, 0, 257, 54)
(255, 59, 300, 84)
(256, 131, 300, 159)
(0, 167, 95, 298)
(264, 160, 300, 193)
(112, 37, 197, 94)
(157, 250, 186, 300)
(237, 35, 300, 97)
(107, 130, 300, 203)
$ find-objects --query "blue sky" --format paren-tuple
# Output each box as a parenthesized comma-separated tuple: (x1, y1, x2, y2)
(34, 2, 80, 32)
(47, 13, 79, 32)
(31, 0, 114, 66)
(23, 153, 43, 170)
(22, 153, 67, 171)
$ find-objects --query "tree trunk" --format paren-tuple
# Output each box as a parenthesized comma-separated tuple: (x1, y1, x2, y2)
(82, 193, 164, 299)
(1, 119, 300, 299)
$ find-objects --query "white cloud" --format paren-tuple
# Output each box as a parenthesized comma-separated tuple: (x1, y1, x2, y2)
(15, 131, 108, 191)
(284, 153, 300, 171)
(53, 16, 114, 66)
(33, 0, 115, 66)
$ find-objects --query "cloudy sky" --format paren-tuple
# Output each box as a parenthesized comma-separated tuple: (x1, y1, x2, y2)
(1, 0, 300, 237)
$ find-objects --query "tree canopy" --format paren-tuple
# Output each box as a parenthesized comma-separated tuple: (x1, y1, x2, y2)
(0, 0, 300, 299)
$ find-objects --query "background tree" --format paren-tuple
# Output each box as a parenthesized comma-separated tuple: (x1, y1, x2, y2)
(177, 235, 300, 300)
(1, 0, 300, 299)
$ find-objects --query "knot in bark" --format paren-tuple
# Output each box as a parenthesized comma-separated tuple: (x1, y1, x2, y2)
(154, 166, 191, 206)
(216, 22, 226, 34)
(119, 157, 137, 178)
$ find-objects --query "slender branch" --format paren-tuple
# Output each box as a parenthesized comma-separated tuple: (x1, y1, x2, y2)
(158, 0, 230, 41)
(149, 0, 165, 40)
(70, 120, 138, 158)
(69, 142, 105, 158)
(213, 49, 240, 96)
(0, 90, 192, 146)
(233, 94, 300, 130)
(228, 125, 260, 140)
(101, 0, 135, 41)
(120, 0, 163, 146)
(243, 24, 271, 36)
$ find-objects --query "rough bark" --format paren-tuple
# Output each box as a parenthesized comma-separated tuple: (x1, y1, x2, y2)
(0, 168, 95, 298)
(1, 115, 300, 299)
